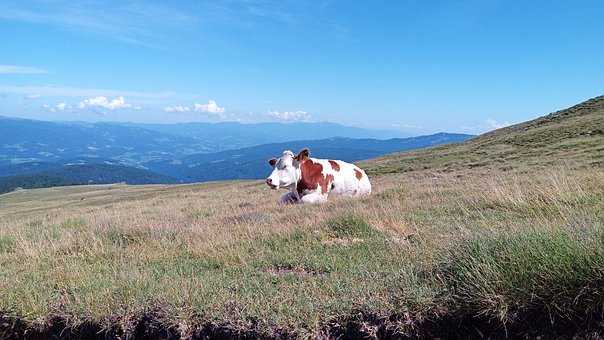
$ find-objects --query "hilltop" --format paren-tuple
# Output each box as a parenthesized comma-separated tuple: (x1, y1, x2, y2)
(366, 95, 604, 174)
(0, 97, 602, 339)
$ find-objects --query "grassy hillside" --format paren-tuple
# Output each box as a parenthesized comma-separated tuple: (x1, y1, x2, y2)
(365, 95, 604, 175)
(0, 97, 603, 338)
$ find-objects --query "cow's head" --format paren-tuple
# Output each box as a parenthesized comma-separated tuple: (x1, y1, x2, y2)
(266, 148, 309, 189)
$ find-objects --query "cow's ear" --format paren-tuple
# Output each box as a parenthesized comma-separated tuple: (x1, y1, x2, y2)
(295, 148, 309, 162)
(268, 158, 277, 166)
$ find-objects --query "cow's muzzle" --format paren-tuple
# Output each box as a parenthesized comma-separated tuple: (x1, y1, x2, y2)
(266, 178, 278, 189)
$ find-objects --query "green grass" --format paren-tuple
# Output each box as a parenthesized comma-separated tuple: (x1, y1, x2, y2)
(1, 168, 602, 337)
(442, 226, 604, 324)
(363, 95, 604, 176)
(0, 235, 16, 254)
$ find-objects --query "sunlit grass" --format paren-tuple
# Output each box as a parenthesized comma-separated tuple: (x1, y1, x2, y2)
(0, 167, 602, 336)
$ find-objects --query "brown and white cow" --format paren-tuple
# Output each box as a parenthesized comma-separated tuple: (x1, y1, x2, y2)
(266, 148, 371, 204)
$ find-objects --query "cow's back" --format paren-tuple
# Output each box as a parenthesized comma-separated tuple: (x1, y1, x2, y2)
(314, 158, 371, 197)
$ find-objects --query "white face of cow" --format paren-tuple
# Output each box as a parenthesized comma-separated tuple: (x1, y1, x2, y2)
(266, 150, 299, 189)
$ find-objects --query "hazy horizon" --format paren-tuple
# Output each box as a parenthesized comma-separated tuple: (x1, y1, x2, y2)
(0, 114, 414, 133)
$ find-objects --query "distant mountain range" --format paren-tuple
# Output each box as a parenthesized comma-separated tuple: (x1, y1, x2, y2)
(0, 117, 199, 165)
(123, 121, 410, 149)
(0, 117, 409, 165)
(0, 116, 474, 193)
(145, 133, 472, 182)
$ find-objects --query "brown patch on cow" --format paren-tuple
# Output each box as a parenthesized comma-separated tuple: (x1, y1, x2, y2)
(354, 168, 363, 180)
(323, 174, 335, 193)
(297, 160, 334, 195)
(328, 160, 340, 171)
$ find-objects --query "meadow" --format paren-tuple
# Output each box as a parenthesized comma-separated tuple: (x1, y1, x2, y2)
(1, 165, 602, 338)
(1, 96, 603, 338)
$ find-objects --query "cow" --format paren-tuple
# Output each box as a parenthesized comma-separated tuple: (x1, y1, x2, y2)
(265, 148, 371, 204)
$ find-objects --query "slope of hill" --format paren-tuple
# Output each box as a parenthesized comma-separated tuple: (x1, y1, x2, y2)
(0, 97, 602, 338)
(0, 163, 176, 194)
(365, 95, 604, 174)
(0, 160, 61, 178)
(145, 133, 473, 182)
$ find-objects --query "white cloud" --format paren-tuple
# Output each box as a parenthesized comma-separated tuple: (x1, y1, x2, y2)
(25, 93, 41, 99)
(486, 118, 511, 130)
(78, 96, 132, 110)
(44, 102, 70, 112)
(0, 65, 47, 74)
(164, 105, 191, 113)
(164, 100, 225, 116)
(42, 97, 141, 113)
(193, 100, 225, 114)
(268, 110, 312, 122)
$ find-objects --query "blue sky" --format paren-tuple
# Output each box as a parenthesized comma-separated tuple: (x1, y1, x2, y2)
(0, 0, 603, 134)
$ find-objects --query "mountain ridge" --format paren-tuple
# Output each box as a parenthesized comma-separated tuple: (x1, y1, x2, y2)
(0, 116, 410, 162)
(364, 95, 604, 174)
